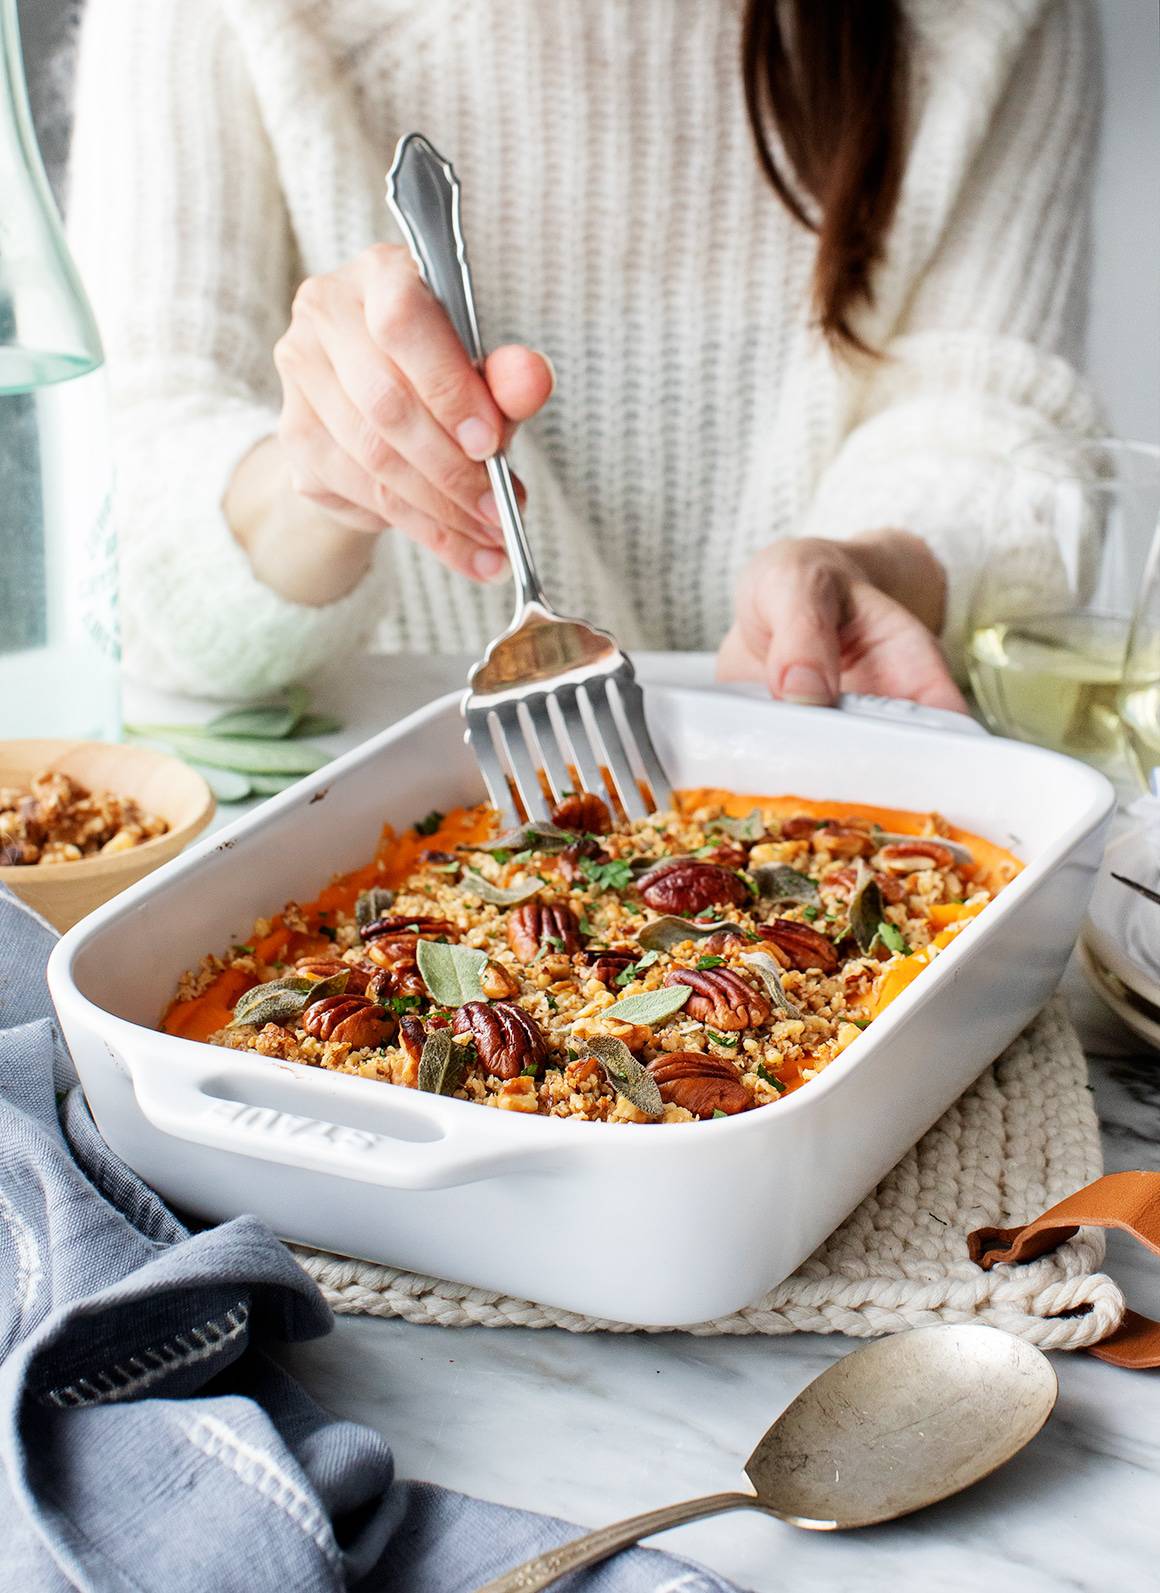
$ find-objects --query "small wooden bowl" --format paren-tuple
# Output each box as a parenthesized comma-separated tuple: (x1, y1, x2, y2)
(0, 740, 215, 932)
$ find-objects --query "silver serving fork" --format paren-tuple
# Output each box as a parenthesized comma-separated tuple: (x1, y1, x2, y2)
(385, 133, 673, 828)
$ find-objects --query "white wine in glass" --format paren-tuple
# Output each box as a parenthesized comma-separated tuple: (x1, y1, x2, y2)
(968, 438, 1160, 785)
(967, 610, 1129, 769)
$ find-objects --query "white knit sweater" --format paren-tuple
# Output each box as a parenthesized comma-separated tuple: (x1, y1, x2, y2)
(67, 0, 1100, 699)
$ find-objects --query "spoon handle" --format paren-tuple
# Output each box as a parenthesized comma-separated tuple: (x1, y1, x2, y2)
(475, 1490, 762, 1592)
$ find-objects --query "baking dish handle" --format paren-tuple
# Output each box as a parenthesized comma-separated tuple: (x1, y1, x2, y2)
(127, 1044, 546, 1192)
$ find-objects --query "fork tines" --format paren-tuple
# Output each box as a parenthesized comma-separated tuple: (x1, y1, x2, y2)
(465, 663, 672, 828)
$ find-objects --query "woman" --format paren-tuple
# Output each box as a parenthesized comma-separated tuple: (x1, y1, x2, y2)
(66, 0, 1098, 706)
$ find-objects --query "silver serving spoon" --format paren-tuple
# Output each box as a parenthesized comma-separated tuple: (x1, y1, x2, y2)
(477, 1324, 1057, 1592)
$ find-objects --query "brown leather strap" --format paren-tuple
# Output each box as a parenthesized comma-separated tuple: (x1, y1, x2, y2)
(968, 1171, 1160, 1369)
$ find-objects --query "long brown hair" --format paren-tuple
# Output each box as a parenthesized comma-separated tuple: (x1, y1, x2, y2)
(742, 0, 908, 353)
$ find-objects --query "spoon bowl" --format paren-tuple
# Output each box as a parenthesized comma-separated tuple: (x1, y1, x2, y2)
(745, 1321, 1057, 1529)
(478, 1324, 1058, 1591)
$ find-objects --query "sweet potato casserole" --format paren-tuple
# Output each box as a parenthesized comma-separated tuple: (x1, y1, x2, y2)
(162, 791, 1020, 1124)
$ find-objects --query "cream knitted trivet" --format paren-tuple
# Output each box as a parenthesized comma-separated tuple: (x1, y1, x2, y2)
(293, 999, 1125, 1351)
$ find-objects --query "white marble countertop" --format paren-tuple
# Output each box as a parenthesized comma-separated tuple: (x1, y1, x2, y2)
(127, 655, 1160, 1593)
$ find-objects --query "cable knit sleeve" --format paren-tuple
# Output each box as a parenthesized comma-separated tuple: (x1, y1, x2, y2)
(799, 0, 1102, 675)
(66, 0, 393, 700)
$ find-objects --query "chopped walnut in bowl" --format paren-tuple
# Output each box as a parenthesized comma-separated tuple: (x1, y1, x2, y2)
(0, 770, 169, 866)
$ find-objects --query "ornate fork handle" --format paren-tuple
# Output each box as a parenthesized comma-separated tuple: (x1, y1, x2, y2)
(385, 132, 545, 614)
(475, 1491, 765, 1592)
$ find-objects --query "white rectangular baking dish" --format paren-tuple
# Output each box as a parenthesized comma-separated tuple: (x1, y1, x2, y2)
(49, 686, 1113, 1325)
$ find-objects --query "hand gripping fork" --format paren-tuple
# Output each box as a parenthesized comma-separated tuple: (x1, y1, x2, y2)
(386, 133, 673, 828)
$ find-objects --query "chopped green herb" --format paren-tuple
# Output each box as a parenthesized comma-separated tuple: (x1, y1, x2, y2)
(388, 994, 422, 1015)
(545, 991, 559, 1011)
(580, 856, 634, 892)
(232, 944, 254, 957)
(874, 921, 909, 956)
(690, 843, 718, 858)
(738, 871, 759, 898)
(544, 934, 565, 952)
(491, 849, 512, 865)
(706, 1029, 739, 1048)
(566, 1047, 580, 1061)
(711, 1108, 728, 1119)
(696, 954, 726, 969)
(613, 949, 660, 987)
(853, 1018, 870, 1030)
(414, 810, 444, 836)
(756, 1063, 786, 1094)
(511, 847, 536, 865)
(521, 1062, 539, 1078)
(578, 915, 595, 936)
(801, 905, 819, 921)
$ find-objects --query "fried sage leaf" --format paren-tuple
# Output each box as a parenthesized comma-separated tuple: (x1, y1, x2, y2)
(459, 870, 542, 907)
(870, 827, 974, 866)
(581, 1035, 663, 1119)
(637, 916, 749, 952)
(472, 821, 575, 855)
(706, 809, 766, 843)
(228, 969, 349, 1029)
(416, 939, 488, 1006)
(848, 865, 886, 954)
(739, 951, 804, 1020)
(417, 1028, 468, 1096)
(750, 863, 820, 907)
(600, 984, 692, 1024)
(356, 887, 395, 931)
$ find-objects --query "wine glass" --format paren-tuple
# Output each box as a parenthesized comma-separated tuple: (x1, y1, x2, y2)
(967, 438, 1160, 784)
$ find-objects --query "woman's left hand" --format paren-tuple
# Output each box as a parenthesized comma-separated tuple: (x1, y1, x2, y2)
(716, 533, 968, 712)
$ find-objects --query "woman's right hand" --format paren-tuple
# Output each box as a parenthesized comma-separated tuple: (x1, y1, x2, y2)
(271, 244, 555, 582)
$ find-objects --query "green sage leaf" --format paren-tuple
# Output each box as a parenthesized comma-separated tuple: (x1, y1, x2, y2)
(636, 916, 747, 952)
(188, 764, 253, 803)
(750, 864, 820, 907)
(849, 865, 886, 954)
(356, 887, 396, 931)
(581, 1035, 663, 1119)
(293, 711, 344, 737)
(458, 870, 542, 907)
(205, 703, 300, 739)
(128, 728, 330, 775)
(416, 940, 488, 1006)
(472, 821, 574, 855)
(740, 951, 804, 1019)
(228, 968, 348, 1028)
(600, 985, 692, 1024)
(417, 1028, 468, 1096)
(248, 773, 301, 796)
(706, 809, 765, 842)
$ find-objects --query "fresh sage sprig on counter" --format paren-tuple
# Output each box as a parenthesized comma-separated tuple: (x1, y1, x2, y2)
(126, 686, 343, 804)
